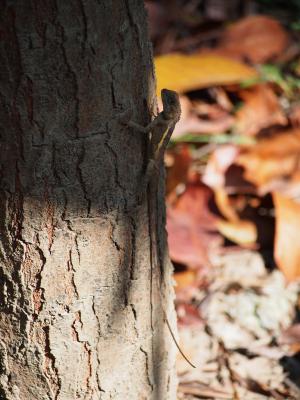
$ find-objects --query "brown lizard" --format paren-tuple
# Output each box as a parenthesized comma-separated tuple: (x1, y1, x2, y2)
(121, 88, 196, 368)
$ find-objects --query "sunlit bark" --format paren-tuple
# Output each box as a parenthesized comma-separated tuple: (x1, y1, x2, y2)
(0, 1, 176, 399)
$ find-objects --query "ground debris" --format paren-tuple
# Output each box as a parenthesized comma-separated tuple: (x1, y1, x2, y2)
(177, 250, 300, 399)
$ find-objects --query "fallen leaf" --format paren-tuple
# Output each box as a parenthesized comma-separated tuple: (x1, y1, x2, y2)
(155, 53, 258, 95)
(237, 128, 300, 190)
(213, 189, 257, 246)
(209, 87, 234, 112)
(167, 183, 221, 269)
(176, 302, 203, 327)
(214, 188, 240, 221)
(193, 101, 231, 119)
(176, 114, 234, 137)
(217, 15, 290, 64)
(279, 324, 300, 346)
(289, 103, 300, 127)
(278, 322, 300, 354)
(174, 270, 198, 290)
(202, 145, 240, 189)
(206, 259, 298, 348)
(235, 84, 287, 136)
(171, 95, 234, 139)
(230, 354, 285, 390)
(273, 192, 300, 281)
(216, 219, 257, 246)
(166, 144, 191, 194)
(179, 383, 233, 399)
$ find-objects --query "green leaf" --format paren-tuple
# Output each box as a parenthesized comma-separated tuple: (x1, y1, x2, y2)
(171, 133, 255, 145)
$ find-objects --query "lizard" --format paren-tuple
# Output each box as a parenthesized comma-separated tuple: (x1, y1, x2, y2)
(120, 88, 196, 368)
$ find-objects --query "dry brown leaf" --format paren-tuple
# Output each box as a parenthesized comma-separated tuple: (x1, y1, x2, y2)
(193, 101, 230, 119)
(171, 95, 234, 138)
(209, 87, 234, 112)
(273, 192, 300, 281)
(278, 323, 300, 355)
(279, 324, 300, 346)
(176, 303, 204, 328)
(176, 114, 234, 137)
(213, 189, 257, 246)
(203, 145, 240, 189)
(166, 144, 191, 194)
(237, 129, 300, 189)
(167, 183, 221, 269)
(235, 84, 287, 136)
(217, 15, 289, 64)
(155, 53, 258, 95)
(289, 104, 300, 127)
(174, 270, 197, 290)
(216, 219, 257, 246)
(179, 383, 233, 399)
(230, 354, 285, 391)
(214, 188, 239, 221)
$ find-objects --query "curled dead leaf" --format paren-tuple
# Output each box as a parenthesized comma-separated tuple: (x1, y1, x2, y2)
(237, 129, 300, 190)
(218, 15, 290, 63)
(279, 323, 300, 346)
(214, 188, 239, 222)
(202, 145, 240, 189)
(235, 84, 287, 136)
(216, 219, 257, 246)
(167, 184, 221, 269)
(214, 188, 257, 245)
(171, 95, 234, 139)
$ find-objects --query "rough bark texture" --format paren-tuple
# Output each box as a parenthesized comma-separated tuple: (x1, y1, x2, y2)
(0, 1, 177, 399)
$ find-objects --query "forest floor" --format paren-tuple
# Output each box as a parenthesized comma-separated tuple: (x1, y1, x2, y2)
(176, 249, 300, 400)
(146, 1, 300, 398)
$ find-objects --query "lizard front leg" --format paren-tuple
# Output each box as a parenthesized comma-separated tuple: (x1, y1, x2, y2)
(118, 108, 158, 134)
(119, 112, 163, 183)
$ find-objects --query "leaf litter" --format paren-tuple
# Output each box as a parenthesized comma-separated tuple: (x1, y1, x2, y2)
(146, 2, 300, 398)
(176, 251, 300, 400)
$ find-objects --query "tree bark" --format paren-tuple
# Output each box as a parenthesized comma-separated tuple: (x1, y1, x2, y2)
(0, 1, 177, 399)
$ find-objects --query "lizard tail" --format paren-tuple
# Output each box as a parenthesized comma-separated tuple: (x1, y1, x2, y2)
(164, 312, 196, 369)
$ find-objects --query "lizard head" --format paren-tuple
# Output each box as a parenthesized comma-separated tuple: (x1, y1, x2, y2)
(161, 89, 181, 122)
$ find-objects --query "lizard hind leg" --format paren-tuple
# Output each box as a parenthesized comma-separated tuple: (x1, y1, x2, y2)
(145, 158, 159, 181)
(135, 159, 158, 203)
(127, 159, 158, 212)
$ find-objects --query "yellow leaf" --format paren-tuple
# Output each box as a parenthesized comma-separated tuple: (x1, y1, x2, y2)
(211, 189, 257, 246)
(216, 219, 257, 246)
(174, 270, 197, 290)
(155, 53, 258, 96)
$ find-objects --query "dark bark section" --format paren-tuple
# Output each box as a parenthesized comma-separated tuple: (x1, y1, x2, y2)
(0, 1, 176, 399)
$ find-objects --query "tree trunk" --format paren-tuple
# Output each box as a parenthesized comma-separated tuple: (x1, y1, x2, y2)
(0, 1, 177, 399)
